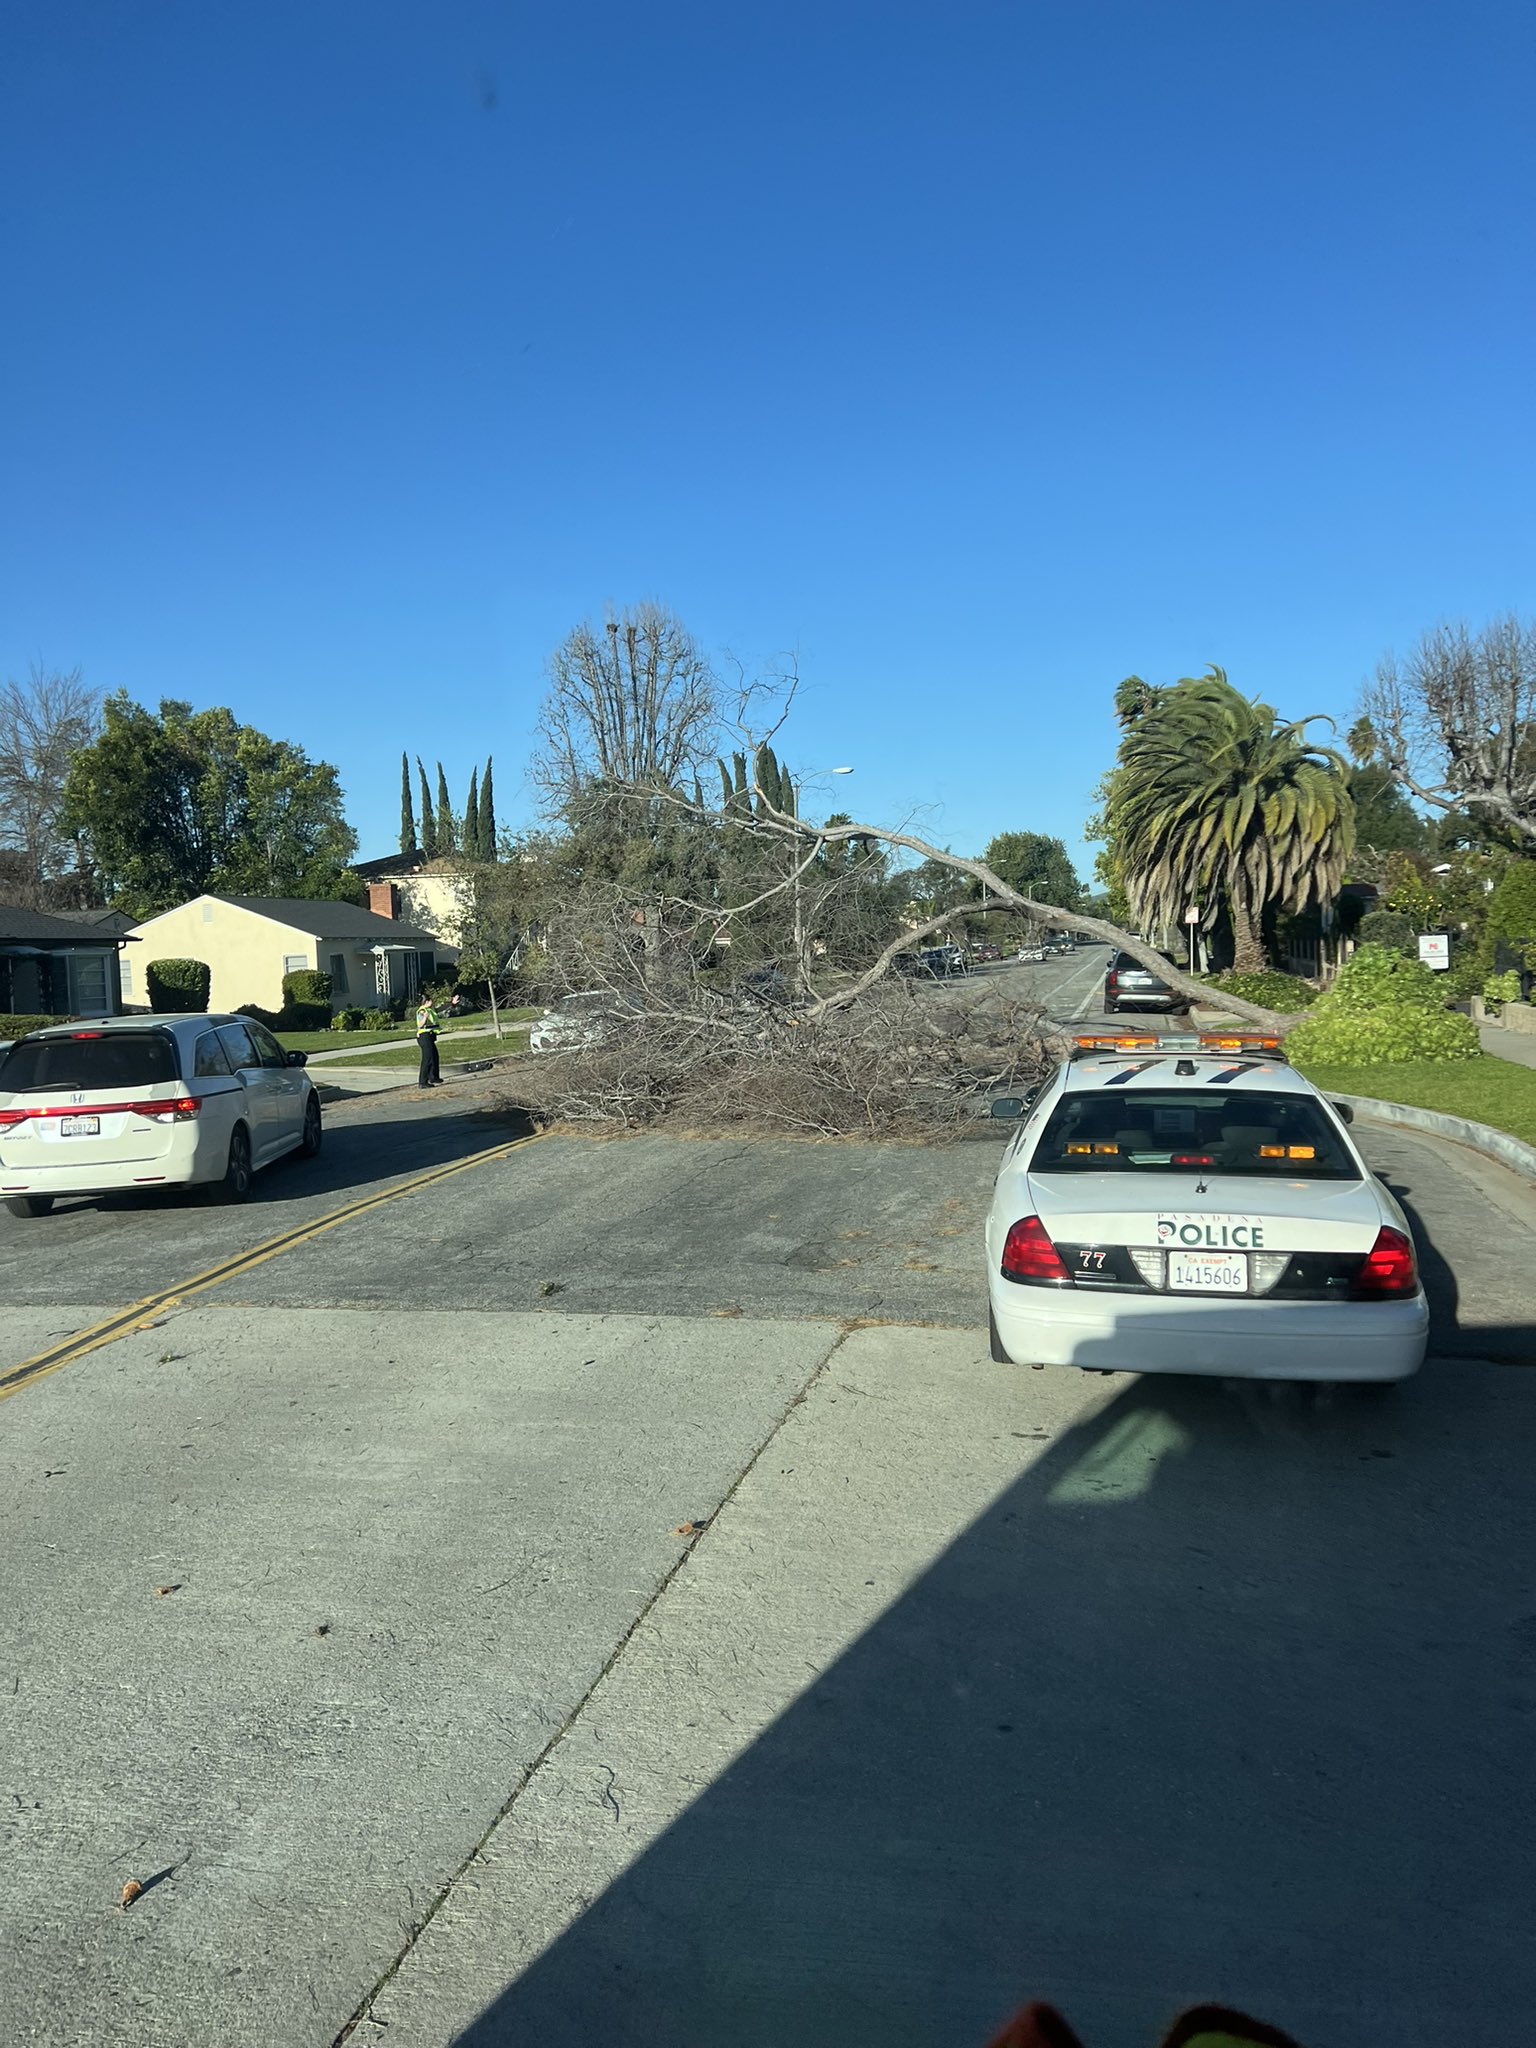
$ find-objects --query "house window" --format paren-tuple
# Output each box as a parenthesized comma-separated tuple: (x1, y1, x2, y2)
(202, 902, 214, 923)
(120, 957, 134, 997)
(282, 954, 308, 975)
(329, 952, 349, 995)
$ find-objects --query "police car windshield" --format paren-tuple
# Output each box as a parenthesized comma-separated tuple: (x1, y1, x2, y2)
(1033, 1089, 1359, 1180)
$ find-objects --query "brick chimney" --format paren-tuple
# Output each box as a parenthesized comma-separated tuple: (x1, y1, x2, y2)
(368, 881, 400, 920)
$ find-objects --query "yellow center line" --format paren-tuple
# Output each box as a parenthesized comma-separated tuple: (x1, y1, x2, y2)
(0, 1131, 545, 1405)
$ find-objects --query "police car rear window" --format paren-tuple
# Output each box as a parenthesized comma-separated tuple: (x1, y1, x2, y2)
(1033, 1089, 1359, 1180)
(0, 1032, 180, 1094)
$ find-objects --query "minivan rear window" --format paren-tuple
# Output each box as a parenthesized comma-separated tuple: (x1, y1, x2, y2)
(0, 1032, 179, 1094)
(1033, 1089, 1359, 1181)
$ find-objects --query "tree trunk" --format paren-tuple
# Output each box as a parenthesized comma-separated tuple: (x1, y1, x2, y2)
(1230, 883, 1268, 973)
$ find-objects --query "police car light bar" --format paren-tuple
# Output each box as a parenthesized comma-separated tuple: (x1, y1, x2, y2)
(1071, 1032, 1287, 1059)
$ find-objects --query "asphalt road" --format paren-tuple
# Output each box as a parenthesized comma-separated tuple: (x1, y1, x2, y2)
(3, 1073, 1534, 2048)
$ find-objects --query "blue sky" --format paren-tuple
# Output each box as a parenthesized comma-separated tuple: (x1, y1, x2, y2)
(4, 0, 1534, 881)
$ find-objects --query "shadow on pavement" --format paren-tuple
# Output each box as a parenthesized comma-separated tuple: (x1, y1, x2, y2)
(1379, 1173, 1536, 1365)
(450, 1361, 1536, 2048)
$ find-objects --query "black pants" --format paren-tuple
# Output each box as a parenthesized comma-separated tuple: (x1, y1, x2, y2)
(417, 1032, 440, 1087)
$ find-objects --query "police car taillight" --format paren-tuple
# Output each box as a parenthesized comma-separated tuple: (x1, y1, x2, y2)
(1000, 1216, 1070, 1284)
(1351, 1226, 1417, 1298)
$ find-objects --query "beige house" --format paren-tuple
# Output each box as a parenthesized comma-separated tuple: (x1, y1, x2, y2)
(125, 895, 456, 1015)
(354, 857, 479, 946)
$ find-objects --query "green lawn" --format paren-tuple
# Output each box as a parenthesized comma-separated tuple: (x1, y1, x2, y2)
(322, 1028, 532, 1070)
(277, 1028, 410, 1053)
(1294, 1054, 1536, 1148)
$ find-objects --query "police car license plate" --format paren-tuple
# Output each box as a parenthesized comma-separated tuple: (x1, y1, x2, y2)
(1168, 1252, 1247, 1293)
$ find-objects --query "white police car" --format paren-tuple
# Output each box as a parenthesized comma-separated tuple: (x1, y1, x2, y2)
(985, 1033, 1428, 1383)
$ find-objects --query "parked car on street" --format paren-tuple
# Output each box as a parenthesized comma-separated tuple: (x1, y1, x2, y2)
(1103, 948, 1188, 1014)
(0, 1014, 319, 1216)
(985, 1032, 1428, 1383)
(527, 989, 643, 1053)
(1016, 943, 1047, 964)
(972, 942, 1003, 963)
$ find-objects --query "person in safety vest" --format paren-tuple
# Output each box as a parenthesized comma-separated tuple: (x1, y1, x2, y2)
(416, 993, 444, 1088)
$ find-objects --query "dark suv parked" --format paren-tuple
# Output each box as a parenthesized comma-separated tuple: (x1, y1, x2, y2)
(1103, 949, 1189, 1015)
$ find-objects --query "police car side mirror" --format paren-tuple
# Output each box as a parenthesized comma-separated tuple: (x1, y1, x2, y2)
(991, 1088, 1038, 1120)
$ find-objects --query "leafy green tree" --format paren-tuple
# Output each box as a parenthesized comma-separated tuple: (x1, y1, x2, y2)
(399, 752, 417, 857)
(417, 759, 438, 859)
(479, 756, 497, 860)
(980, 832, 1083, 911)
(1487, 859, 1536, 972)
(62, 695, 357, 915)
(1107, 667, 1354, 971)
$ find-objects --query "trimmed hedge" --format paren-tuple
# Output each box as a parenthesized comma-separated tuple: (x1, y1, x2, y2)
(280, 969, 332, 1033)
(234, 1001, 284, 1030)
(0, 1013, 71, 1040)
(147, 958, 211, 1013)
(1355, 909, 1417, 956)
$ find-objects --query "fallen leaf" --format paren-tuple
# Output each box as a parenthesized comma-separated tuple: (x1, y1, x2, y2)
(153, 1584, 181, 1598)
(119, 1880, 143, 1909)
(672, 1518, 712, 1537)
(711, 1306, 743, 1319)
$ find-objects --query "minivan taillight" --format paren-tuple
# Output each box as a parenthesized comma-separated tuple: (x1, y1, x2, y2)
(1351, 1226, 1417, 1298)
(1001, 1216, 1070, 1285)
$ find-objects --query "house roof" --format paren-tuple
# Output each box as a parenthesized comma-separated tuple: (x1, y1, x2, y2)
(48, 906, 140, 934)
(209, 895, 446, 945)
(0, 903, 131, 947)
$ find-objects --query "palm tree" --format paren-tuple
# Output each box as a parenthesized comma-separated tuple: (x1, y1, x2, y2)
(1109, 668, 1355, 971)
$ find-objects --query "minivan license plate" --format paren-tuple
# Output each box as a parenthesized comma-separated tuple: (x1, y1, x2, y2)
(1169, 1252, 1246, 1293)
(60, 1114, 100, 1137)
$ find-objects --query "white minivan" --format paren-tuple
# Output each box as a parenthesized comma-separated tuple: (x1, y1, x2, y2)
(0, 1014, 321, 1217)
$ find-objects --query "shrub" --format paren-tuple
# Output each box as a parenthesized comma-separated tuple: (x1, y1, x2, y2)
(1488, 861, 1536, 971)
(234, 1001, 283, 1030)
(0, 1013, 70, 1040)
(146, 958, 211, 1012)
(1200, 969, 1317, 1011)
(1330, 943, 1446, 1011)
(282, 968, 332, 1009)
(1287, 1005, 1481, 1065)
(333, 1006, 368, 1031)
(1484, 970, 1522, 1014)
(361, 1008, 393, 1030)
(1355, 909, 1417, 956)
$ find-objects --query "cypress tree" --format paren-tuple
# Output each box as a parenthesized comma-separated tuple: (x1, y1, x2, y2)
(479, 757, 497, 861)
(435, 762, 454, 856)
(464, 768, 480, 862)
(417, 758, 438, 858)
(400, 752, 417, 856)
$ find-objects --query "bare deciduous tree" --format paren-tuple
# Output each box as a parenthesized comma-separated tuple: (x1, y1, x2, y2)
(0, 664, 100, 903)
(533, 604, 720, 810)
(1363, 616, 1536, 847)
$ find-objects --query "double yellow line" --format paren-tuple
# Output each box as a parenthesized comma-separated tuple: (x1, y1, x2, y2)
(0, 1133, 541, 1405)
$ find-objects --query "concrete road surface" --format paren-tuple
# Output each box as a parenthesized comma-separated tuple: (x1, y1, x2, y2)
(2, 1080, 1534, 2048)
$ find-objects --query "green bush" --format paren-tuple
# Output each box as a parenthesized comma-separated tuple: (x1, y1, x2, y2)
(1488, 861, 1536, 971)
(333, 1006, 368, 1031)
(0, 1013, 71, 1040)
(1354, 909, 1417, 955)
(1484, 970, 1522, 1014)
(146, 958, 211, 1013)
(278, 969, 332, 1032)
(1329, 944, 1446, 1011)
(234, 1001, 283, 1030)
(361, 1008, 393, 1030)
(1286, 1005, 1481, 1065)
(1200, 969, 1317, 1010)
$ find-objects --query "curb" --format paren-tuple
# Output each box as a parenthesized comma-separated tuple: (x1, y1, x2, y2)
(1336, 1092, 1536, 1184)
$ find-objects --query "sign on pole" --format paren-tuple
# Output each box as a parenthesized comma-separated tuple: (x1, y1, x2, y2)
(1183, 906, 1201, 924)
(1418, 933, 1450, 972)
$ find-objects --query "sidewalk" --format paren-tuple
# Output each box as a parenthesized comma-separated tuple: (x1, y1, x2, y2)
(304, 1023, 504, 1066)
(1479, 1022, 1536, 1070)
